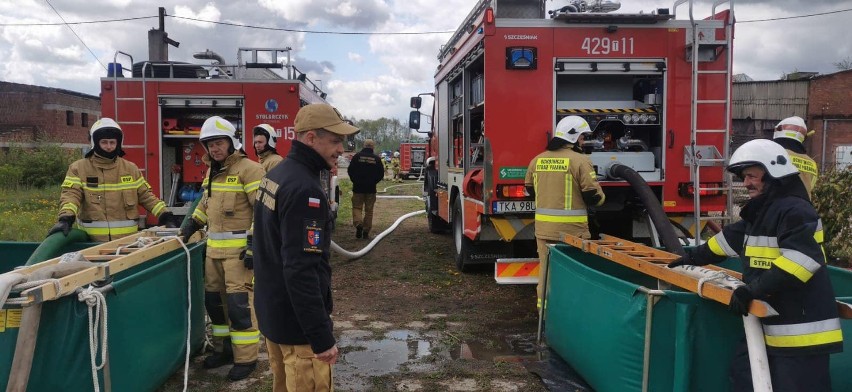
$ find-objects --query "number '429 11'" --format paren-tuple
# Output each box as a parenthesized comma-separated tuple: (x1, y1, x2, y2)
(581, 37, 635, 55)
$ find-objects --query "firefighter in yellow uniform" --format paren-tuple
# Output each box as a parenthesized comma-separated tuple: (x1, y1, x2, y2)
(525, 116, 605, 309)
(253, 123, 284, 172)
(772, 116, 818, 198)
(48, 118, 174, 241)
(391, 151, 402, 182)
(179, 116, 265, 381)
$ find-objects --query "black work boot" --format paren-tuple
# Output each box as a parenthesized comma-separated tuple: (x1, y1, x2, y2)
(355, 225, 363, 239)
(362, 229, 371, 240)
(203, 340, 233, 369)
(227, 361, 257, 381)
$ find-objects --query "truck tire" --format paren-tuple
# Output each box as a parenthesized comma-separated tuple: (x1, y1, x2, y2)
(452, 197, 472, 272)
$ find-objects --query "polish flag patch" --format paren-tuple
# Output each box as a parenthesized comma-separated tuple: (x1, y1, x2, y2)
(308, 197, 321, 208)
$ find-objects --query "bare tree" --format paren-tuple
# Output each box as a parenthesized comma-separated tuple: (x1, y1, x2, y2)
(834, 57, 852, 71)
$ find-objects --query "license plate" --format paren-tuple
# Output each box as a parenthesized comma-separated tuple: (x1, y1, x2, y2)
(492, 200, 535, 214)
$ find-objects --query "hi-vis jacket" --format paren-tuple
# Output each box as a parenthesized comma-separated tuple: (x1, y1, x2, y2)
(258, 150, 283, 173)
(786, 150, 818, 198)
(192, 151, 264, 258)
(700, 196, 842, 356)
(59, 154, 167, 241)
(525, 146, 605, 241)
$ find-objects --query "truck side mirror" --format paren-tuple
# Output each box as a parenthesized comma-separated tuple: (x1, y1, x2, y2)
(410, 97, 422, 109)
(409, 111, 421, 130)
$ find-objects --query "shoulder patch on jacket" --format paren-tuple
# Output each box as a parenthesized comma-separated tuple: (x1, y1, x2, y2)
(303, 219, 325, 254)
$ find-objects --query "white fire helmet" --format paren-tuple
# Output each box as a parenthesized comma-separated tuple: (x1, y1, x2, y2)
(200, 116, 242, 151)
(727, 139, 798, 179)
(253, 124, 278, 148)
(773, 116, 808, 143)
(393, 151, 400, 158)
(89, 118, 123, 149)
(553, 115, 592, 144)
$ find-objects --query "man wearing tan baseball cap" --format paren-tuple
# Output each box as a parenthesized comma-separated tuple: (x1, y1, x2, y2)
(254, 103, 358, 391)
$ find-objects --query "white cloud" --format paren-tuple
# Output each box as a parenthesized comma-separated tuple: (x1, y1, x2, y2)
(173, 3, 222, 28)
(348, 52, 363, 63)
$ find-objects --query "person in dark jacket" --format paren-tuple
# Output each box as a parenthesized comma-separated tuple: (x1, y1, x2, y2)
(347, 139, 384, 239)
(253, 103, 359, 392)
(669, 139, 842, 392)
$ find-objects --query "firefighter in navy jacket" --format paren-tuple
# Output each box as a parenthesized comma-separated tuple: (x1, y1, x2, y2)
(253, 104, 359, 391)
(669, 139, 842, 391)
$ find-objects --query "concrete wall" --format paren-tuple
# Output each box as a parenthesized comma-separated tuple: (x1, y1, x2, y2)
(0, 81, 100, 146)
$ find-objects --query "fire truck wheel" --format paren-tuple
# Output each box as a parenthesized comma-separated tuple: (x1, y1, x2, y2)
(452, 197, 472, 272)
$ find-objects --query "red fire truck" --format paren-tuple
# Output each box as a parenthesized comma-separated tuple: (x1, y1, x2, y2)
(411, 0, 734, 271)
(399, 141, 429, 179)
(101, 39, 336, 223)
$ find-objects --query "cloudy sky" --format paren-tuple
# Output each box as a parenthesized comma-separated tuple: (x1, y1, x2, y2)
(1, 0, 850, 121)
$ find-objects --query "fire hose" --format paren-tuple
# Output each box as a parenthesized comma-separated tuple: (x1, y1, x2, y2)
(331, 210, 425, 260)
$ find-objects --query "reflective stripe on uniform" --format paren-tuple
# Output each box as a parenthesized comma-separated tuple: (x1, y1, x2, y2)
(62, 176, 82, 188)
(744, 235, 781, 259)
(243, 180, 261, 194)
(564, 172, 572, 210)
(151, 201, 166, 217)
(764, 318, 843, 348)
(815, 219, 824, 243)
(535, 208, 588, 223)
(231, 330, 261, 345)
(208, 231, 248, 248)
(81, 177, 146, 192)
(774, 248, 822, 282)
(192, 208, 208, 224)
(708, 233, 737, 257)
(61, 202, 79, 215)
(78, 220, 138, 236)
(212, 324, 230, 337)
(210, 183, 244, 192)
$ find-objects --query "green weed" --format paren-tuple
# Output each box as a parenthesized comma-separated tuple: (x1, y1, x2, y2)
(0, 187, 58, 241)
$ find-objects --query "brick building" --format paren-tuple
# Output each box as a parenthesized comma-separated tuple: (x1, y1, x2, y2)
(732, 69, 852, 170)
(0, 81, 100, 147)
(807, 69, 852, 169)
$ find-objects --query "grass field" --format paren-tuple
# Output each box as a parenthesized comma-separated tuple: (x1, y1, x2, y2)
(0, 186, 57, 242)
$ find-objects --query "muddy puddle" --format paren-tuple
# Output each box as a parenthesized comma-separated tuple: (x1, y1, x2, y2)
(334, 328, 545, 391)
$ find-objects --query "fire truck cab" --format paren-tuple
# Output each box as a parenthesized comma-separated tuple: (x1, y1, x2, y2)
(101, 45, 336, 224)
(412, 0, 734, 271)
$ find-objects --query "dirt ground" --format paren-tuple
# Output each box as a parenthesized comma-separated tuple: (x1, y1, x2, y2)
(160, 180, 552, 392)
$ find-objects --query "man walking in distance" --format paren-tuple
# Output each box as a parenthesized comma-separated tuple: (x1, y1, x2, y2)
(525, 115, 605, 311)
(772, 116, 818, 198)
(253, 123, 283, 172)
(347, 139, 384, 239)
(669, 139, 842, 391)
(253, 104, 359, 391)
(178, 116, 265, 381)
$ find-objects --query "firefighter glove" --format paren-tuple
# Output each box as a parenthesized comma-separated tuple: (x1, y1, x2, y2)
(158, 212, 178, 228)
(667, 252, 695, 268)
(729, 286, 754, 316)
(581, 190, 603, 206)
(240, 235, 253, 270)
(179, 218, 201, 243)
(47, 215, 75, 238)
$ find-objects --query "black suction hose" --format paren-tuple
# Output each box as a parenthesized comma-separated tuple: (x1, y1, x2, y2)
(608, 163, 686, 256)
